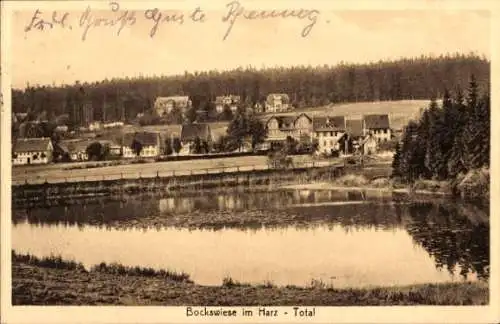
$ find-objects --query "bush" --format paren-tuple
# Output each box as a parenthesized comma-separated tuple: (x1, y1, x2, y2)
(413, 179, 451, 193)
(454, 168, 489, 203)
(221, 276, 250, 288)
(370, 177, 393, 188)
(333, 174, 369, 187)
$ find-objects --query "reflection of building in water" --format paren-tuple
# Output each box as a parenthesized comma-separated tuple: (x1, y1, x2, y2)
(216, 195, 245, 211)
(159, 198, 176, 213)
(313, 190, 336, 203)
(158, 197, 194, 214)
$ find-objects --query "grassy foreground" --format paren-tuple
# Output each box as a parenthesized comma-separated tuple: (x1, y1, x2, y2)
(12, 253, 488, 306)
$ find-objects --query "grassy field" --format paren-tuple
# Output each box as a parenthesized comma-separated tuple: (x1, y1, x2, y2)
(12, 254, 488, 306)
(257, 99, 432, 130)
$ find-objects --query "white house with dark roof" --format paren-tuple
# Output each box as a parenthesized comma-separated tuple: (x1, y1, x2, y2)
(215, 95, 241, 113)
(58, 139, 92, 162)
(12, 138, 54, 165)
(122, 132, 161, 158)
(154, 96, 192, 116)
(180, 123, 213, 155)
(265, 113, 313, 144)
(312, 116, 346, 154)
(265, 93, 290, 112)
(362, 114, 391, 142)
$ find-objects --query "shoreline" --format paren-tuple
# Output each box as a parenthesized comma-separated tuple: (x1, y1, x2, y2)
(280, 182, 453, 196)
(12, 257, 488, 306)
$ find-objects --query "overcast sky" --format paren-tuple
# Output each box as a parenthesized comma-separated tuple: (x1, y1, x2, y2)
(10, 4, 491, 89)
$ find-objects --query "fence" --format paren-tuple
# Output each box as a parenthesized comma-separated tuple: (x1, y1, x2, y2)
(12, 160, 343, 186)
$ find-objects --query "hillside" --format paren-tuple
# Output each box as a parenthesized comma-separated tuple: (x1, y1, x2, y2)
(259, 99, 433, 130)
(11, 53, 489, 128)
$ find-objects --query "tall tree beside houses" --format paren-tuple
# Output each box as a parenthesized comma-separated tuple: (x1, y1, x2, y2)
(164, 138, 173, 155)
(172, 137, 182, 155)
(226, 111, 267, 152)
(131, 139, 143, 157)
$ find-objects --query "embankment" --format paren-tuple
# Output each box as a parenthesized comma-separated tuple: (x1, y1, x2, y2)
(12, 165, 344, 206)
(12, 253, 488, 306)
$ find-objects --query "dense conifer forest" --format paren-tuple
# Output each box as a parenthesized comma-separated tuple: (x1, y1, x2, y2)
(12, 53, 489, 126)
(392, 74, 490, 191)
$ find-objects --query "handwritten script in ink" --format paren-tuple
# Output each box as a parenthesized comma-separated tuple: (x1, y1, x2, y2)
(23, 1, 321, 41)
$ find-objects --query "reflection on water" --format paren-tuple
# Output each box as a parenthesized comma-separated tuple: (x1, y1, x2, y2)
(12, 189, 489, 287)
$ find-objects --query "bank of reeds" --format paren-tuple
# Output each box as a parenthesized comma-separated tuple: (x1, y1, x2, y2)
(90, 262, 192, 283)
(11, 251, 86, 272)
(13, 253, 488, 305)
(12, 251, 192, 283)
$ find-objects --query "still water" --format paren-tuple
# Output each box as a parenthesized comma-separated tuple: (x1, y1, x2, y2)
(12, 189, 489, 288)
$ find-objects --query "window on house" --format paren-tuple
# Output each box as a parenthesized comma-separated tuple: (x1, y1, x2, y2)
(323, 140, 327, 146)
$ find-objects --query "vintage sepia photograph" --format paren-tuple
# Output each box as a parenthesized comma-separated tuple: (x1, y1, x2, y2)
(1, 0, 498, 323)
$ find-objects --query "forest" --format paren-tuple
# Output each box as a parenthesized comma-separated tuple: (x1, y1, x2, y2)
(392, 74, 490, 193)
(12, 52, 490, 127)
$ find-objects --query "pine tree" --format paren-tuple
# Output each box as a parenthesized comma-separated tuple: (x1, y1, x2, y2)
(440, 88, 456, 160)
(469, 93, 490, 168)
(462, 74, 481, 169)
(391, 142, 402, 178)
(398, 120, 419, 183)
(425, 98, 446, 179)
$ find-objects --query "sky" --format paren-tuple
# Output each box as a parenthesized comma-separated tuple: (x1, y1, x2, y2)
(9, 4, 491, 89)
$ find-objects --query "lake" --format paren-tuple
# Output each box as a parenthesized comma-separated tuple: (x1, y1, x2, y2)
(12, 189, 489, 288)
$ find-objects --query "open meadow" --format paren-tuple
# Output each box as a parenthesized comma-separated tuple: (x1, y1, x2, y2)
(257, 99, 432, 130)
(93, 100, 430, 143)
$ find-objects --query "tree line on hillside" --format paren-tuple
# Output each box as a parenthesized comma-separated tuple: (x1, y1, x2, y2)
(392, 75, 490, 185)
(12, 53, 489, 127)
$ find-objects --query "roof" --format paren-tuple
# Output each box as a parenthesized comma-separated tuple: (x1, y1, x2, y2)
(346, 119, 364, 137)
(267, 115, 296, 130)
(59, 139, 93, 153)
(266, 93, 290, 103)
(363, 114, 390, 129)
(13, 138, 52, 153)
(154, 96, 190, 106)
(313, 116, 346, 131)
(180, 123, 212, 142)
(215, 95, 240, 104)
(123, 132, 160, 147)
(295, 113, 312, 122)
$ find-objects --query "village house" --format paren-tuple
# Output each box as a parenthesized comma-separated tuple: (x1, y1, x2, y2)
(265, 93, 290, 113)
(58, 139, 92, 162)
(266, 113, 313, 142)
(293, 113, 313, 140)
(97, 140, 122, 156)
(122, 132, 161, 158)
(215, 95, 241, 113)
(54, 125, 69, 133)
(312, 116, 346, 155)
(360, 133, 379, 155)
(103, 121, 124, 129)
(362, 114, 391, 142)
(12, 137, 54, 166)
(180, 123, 213, 155)
(88, 121, 102, 131)
(266, 115, 295, 144)
(253, 102, 264, 114)
(345, 119, 364, 154)
(154, 96, 192, 116)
